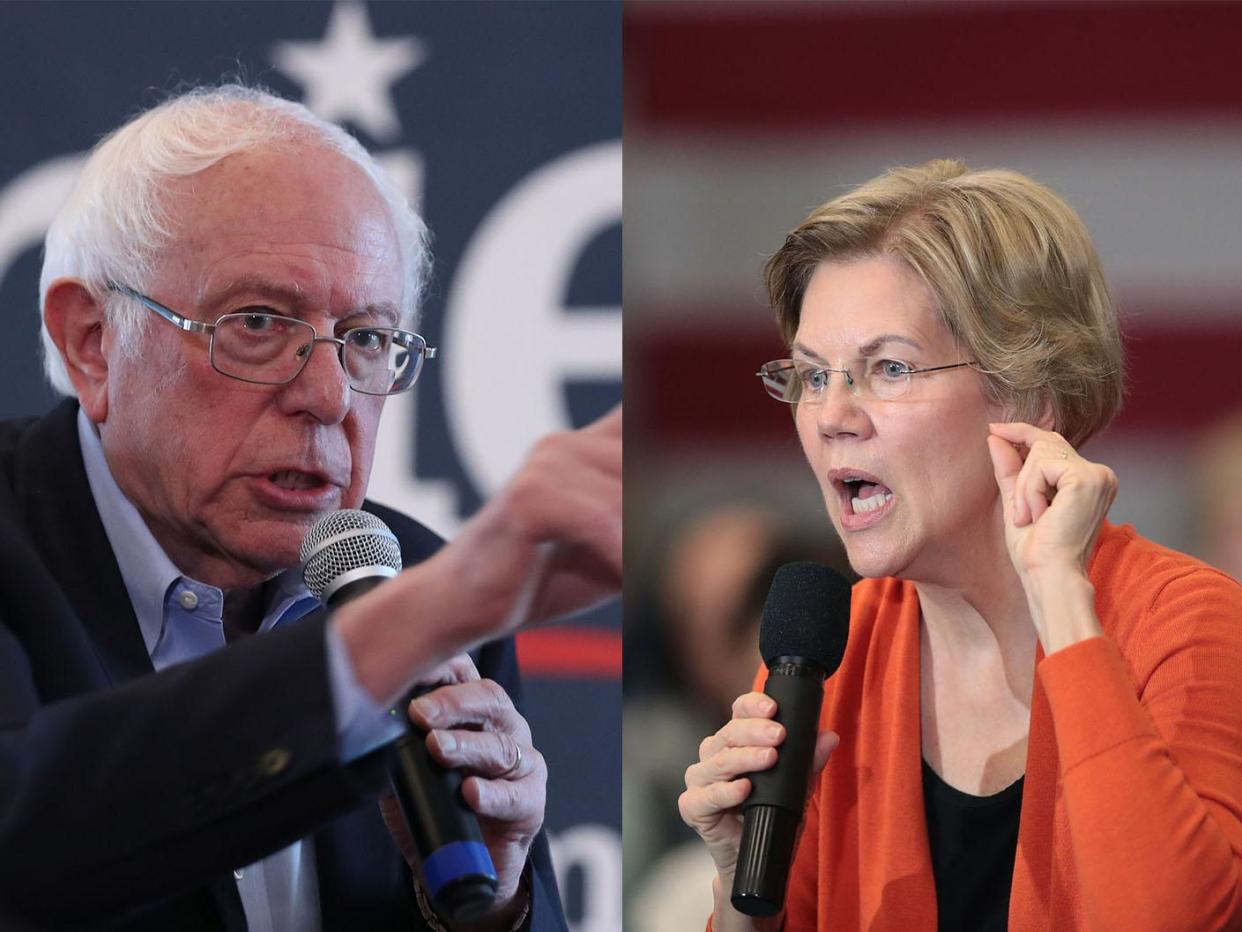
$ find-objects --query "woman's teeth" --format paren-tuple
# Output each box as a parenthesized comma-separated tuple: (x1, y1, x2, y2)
(853, 490, 893, 513)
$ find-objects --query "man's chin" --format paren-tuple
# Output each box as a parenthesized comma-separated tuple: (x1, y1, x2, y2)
(221, 521, 311, 578)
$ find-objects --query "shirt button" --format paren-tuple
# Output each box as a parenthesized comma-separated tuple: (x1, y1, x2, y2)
(258, 747, 292, 776)
(179, 590, 199, 611)
(233, 868, 244, 881)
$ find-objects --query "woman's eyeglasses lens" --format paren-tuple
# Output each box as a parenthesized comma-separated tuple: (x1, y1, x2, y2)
(757, 359, 912, 403)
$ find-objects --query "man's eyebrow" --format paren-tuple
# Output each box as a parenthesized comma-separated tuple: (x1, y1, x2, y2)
(343, 302, 401, 326)
(792, 334, 923, 360)
(205, 277, 303, 310)
(206, 277, 401, 325)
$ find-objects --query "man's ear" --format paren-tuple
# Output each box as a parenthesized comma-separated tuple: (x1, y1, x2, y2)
(43, 280, 110, 423)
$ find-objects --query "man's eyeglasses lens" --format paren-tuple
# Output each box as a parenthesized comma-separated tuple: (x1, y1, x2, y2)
(214, 313, 427, 395)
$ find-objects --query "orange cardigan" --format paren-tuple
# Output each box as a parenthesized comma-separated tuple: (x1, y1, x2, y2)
(725, 523, 1242, 931)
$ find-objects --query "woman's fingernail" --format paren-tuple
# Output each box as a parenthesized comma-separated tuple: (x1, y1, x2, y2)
(436, 732, 456, 753)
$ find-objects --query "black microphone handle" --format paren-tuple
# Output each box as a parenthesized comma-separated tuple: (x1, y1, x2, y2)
(325, 575, 498, 922)
(731, 657, 827, 917)
(388, 688, 498, 921)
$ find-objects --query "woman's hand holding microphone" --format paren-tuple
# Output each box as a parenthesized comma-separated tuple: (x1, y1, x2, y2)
(680, 691, 838, 930)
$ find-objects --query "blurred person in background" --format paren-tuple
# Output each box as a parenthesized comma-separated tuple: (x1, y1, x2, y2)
(624, 501, 842, 931)
(679, 160, 1242, 931)
(1192, 411, 1242, 582)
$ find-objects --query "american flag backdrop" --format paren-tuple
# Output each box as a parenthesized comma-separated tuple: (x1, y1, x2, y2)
(625, 0, 1242, 562)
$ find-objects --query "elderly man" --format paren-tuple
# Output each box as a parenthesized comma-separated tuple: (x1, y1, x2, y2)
(0, 85, 619, 930)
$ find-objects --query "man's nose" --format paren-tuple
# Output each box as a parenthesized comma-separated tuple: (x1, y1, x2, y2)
(277, 338, 352, 424)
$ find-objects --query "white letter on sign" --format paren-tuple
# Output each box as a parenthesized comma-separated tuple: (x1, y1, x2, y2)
(443, 141, 622, 499)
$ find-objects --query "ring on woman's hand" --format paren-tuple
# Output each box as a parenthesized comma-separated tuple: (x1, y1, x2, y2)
(499, 739, 523, 779)
(1058, 451, 1069, 459)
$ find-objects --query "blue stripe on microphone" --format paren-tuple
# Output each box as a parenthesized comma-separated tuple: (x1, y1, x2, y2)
(422, 841, 497, 896)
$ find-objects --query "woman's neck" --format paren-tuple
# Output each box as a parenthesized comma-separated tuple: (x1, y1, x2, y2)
(915, 550, 1037, 794)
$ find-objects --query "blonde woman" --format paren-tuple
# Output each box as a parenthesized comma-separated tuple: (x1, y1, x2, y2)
(680, 160, 1242, 931)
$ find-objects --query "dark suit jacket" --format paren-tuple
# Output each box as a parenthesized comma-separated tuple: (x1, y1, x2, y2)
(0, 400, 566, 931)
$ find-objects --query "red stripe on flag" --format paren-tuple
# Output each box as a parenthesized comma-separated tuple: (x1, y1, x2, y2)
(516, 627, 621, 679)
(626, 2, 1242, 130)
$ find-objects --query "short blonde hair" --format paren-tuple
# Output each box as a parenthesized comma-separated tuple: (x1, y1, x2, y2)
(764, 159, 1124, 446)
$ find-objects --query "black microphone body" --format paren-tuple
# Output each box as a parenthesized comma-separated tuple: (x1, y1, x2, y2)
(731, 562, 851, 918)
(302, 512, 498, 922)
(383, 689, 497, 922)
(731, 657, 828, 917)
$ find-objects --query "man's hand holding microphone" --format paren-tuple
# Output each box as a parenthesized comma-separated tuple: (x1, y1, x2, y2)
(326, 405, 621, 929)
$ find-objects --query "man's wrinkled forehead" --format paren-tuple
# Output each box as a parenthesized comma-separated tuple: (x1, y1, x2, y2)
(154, 143, 409, 320)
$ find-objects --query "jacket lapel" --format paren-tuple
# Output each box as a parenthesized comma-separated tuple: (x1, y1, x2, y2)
(14, 400, 154, 685)
(12, 402, 249, 927)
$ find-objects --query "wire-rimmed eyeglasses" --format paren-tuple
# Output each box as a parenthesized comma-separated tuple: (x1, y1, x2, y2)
(756, 357, 977, 404)
(107, 282, 436, 396)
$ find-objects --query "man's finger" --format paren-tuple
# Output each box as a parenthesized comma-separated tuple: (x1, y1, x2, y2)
(410, 654, 481, 692)
(429, 729, 529, 778)
(409, 678, 526, 737)
(581, 403, 622, 439)
(462, 774, 545, 825)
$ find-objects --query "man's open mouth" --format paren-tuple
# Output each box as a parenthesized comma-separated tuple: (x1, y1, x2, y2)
(268, 470, 327, 491)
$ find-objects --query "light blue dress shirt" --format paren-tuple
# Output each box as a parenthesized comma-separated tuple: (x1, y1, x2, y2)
(76, 409, 403, 931)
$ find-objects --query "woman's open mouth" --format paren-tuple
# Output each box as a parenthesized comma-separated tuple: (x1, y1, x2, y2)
(831, 471, 896, 531)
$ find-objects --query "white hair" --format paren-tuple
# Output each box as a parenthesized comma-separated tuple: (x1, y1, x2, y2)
(39, 83, 431, 396)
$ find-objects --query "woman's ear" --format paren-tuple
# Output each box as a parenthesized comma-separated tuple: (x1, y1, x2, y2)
(989, 391, 1055, 432)
(1034, 394, 1057, 432)
(43, 279, 109, 423)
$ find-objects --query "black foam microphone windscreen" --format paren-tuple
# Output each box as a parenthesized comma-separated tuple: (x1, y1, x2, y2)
(731, 562, 851, 917)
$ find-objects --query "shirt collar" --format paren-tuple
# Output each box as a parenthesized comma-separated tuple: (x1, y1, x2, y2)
(76, 407, 316, 653)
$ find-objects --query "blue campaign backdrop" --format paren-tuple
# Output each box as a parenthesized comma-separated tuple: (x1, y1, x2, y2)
(0, 3, 620, 929)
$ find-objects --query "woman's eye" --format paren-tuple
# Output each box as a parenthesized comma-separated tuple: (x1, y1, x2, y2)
(805, 368, 829, 391)
(875, 359, 911, 380)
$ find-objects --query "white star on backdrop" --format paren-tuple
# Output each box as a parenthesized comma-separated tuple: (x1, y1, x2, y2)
(271, 2, 426, 143)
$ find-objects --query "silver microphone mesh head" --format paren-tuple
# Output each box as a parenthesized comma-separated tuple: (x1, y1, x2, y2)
(300, 509, 403, 602)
